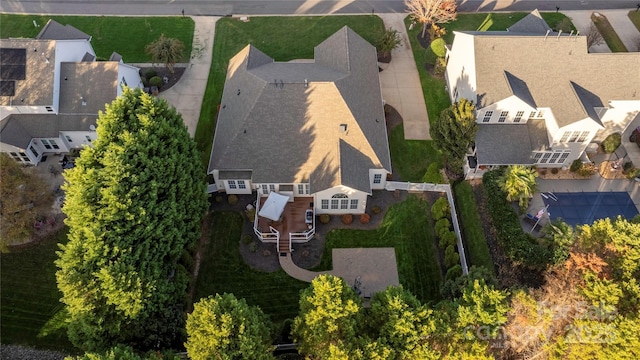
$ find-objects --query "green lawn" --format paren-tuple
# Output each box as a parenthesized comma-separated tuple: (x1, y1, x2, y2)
(592, 13, 628, 52)
(453, 182, 495, 276)
(389, 124, 442, 182)
(0, 15, 194, 62)
(194, 15, 385, 167)
(629, 10, 640, 32)
(313, 196, 443, 304)
(194, 211, 308, 325)
(0, 229, 76, 353)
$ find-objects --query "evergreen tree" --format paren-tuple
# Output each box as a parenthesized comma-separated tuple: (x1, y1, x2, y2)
(185, 294, 274, 360)
(430, 99, 477, 174)
(56, 88, 208, 351)
(292, 274, 362, 359)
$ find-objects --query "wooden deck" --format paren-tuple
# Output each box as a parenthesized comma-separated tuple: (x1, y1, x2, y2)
(256, 196, 313, 248)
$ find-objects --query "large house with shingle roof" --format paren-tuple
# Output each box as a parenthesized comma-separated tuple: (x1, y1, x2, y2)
(208, 26, 391, 215)
(445, 10, 640, 178)
(0, 20, 142, 165)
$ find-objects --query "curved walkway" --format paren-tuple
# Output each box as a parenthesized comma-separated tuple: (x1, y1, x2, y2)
(160, 16, 219, 137)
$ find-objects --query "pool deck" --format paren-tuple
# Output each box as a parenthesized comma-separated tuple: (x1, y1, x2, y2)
(525, 174, 640, 232)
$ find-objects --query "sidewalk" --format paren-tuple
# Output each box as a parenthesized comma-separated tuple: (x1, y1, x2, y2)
(562, 9, 640, 52)
(562, 10, 610, 52)
(160, 16, 219, 137)
(377, 13, 431, 140)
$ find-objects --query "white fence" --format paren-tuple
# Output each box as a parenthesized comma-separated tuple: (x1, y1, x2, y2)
(385, 181, 469, 275)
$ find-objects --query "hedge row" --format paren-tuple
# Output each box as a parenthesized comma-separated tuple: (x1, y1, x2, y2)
(482, 170, 552, 267)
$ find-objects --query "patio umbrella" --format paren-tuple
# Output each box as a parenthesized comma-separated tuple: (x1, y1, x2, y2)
(258, 191, 289, 221)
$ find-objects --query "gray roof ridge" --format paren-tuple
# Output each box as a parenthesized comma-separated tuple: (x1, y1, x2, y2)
(569, 81, 605, 127)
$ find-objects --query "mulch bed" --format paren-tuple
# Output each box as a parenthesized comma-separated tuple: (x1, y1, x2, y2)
(138, 66, 186, 93)
(417, 32, 431, 49)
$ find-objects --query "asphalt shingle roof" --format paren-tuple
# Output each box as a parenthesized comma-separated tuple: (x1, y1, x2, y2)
(209, 27, 391, 193)
(0, 114, 97, 148)
(36, 19, 91, 40)
(475, 119, 549, 165)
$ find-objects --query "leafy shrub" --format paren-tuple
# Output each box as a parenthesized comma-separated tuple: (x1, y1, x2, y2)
(433, 57, 447, 76)
(245, 208, 256, 222)
(242, 235, 253, 244)
(341, 214, 353, 225)
(444, 245, 460, 268)
(439, 230, 457, 249)
(430, 38, 447, 58)
(227, 194, 238, 205)
(319, 214, 331, 224)
(554, 18, 573, 33)
(431, 197, 450, 220)
(551, 168, 559, 174)
(149, 76, 163, 88)
(360, 213, 371, 224)
(435, 218, 451, 237)
(140, 75, 148, 86)
(601, 133, 621, 153)
(180, 249, 195, 272)
(248, 241, 258, 253)
(577, 162, 597, 177)
(427, 23, 446, 40)
(483, 170, 552, 267)
(214, 195, 223, 203)
(372, 205, 382, 214)
(445, 265, 463, 282)
(145, 69, 157, 79)
(422, 162, 444, 184)
(570, 159, 583, 172)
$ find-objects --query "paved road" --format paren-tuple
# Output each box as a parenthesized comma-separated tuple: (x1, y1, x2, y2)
(1, 0, 639, 16)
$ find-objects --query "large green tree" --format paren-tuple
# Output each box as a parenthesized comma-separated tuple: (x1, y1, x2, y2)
(369, 286, 440, 359)
(430, 99, 477, 174)
(56, 87, 208, 351)
(292, 274, 362, 359)
(185, 293, 275, 360)
(498, 165, 538, 212)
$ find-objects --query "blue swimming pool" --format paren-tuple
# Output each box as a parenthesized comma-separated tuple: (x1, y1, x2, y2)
(542, 192, 639, 226)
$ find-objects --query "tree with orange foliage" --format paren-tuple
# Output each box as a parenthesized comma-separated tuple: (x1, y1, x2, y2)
(405, 0, 457, 39)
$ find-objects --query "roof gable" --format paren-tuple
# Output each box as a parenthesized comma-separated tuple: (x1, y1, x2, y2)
(36, 19, 91, 40)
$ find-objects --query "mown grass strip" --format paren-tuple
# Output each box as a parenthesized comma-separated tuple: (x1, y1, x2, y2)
(0, 15, 194, 62)
(453, 181, 495, 275)
(592, 13, 628, 52)
(0, 229, 76, 353)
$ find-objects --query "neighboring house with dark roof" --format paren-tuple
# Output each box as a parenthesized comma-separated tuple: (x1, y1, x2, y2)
(208, 26, 391, 215)
(0, 20, 142, 165)
(445, 11, 640, 178)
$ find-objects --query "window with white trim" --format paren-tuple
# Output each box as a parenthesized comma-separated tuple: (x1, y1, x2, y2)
(65, 135, 72, 143)
(529, 111, 537, 119)
(261, 184, 269, 194)
(540, 152, 552, 164)
(321, 200, 329, 209)
(577, 131, 589, 142)
(559, 152, 570, 163)
(532, 152, 543, 162)
(41, 139, 52, 149)
(350, 199, 358, 209)
(45, 106, 53, 112)
(498, 111, 508, 122)
(227, 180, 237, 189)
(29, 145, 39, 158)
(85, 135, 92, 143)
(549, 152, 561, 164)
(560, 131, 570, 142)
(269, 184, 276, 192)
(569, 132, 580, 142)
(340, 199, 349, 209)
(331, 199, 339, 209)
(514, 111, 524, 123)
(482, 110, 493, 122)
(237, 180, 246, 189)
(297, 184, 310, 195)
(373, 174, 382, 184)
(536, 110, 545, 118)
